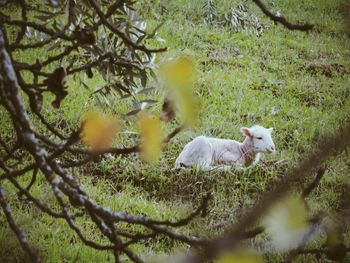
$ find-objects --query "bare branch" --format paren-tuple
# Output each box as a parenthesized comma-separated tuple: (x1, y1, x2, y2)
(0, 14, 74, 41)
(252, 0, 314, 31)
(302, 166, 326, 198)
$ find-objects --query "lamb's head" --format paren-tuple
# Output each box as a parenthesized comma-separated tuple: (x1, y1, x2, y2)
(240, 125, 276, 153)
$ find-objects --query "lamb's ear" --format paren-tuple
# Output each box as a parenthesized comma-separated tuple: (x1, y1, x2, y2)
(268, 128, 273, 133)
(240, 127, 252, 137)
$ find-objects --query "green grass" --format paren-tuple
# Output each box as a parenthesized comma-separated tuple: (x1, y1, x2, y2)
(1, 0, 350, 262)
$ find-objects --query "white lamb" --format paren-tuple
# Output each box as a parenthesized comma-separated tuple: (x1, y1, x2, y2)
(174, 125, 275, 170)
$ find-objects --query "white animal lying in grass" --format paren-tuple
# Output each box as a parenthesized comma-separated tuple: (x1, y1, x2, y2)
(174, 125, 275, 170)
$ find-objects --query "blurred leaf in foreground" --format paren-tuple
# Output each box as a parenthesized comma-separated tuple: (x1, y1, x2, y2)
(217, 251, 263, 263)
(139, 113, 163, 162)
(159, 56, 198, 126)
(81, 111, 120, 150)
(262, 195, 308, 251)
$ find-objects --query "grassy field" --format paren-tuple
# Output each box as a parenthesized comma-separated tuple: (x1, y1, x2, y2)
(1, 0, 350, 262)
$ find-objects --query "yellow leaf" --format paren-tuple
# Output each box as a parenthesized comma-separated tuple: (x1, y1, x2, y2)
(81, 111, 120, 150)
(159, 56, 198, 126)
(139, 113, 163, 162)
(263, 195, 308, 251)
(217, 251, 264, 263)
(160, 56, 196, 88)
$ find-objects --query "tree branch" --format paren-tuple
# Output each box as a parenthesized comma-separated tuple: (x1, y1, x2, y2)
(252, 0, 314, 31)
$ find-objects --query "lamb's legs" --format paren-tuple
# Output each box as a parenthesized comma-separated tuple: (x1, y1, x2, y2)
(195, 164, 235, 172)
(207, 165, 233, 171)
(189, 152, 241, 171)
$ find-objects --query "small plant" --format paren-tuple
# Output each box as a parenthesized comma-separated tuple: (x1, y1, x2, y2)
(203, 1, 266, 36)
(224, 3, 265, 36)
(203, 0, 218, 25)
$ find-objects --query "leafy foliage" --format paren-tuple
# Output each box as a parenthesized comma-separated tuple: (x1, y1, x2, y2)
(4, 0, 165, 112)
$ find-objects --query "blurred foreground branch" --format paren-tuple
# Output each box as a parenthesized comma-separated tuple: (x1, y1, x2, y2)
(182, 123, 350, 262)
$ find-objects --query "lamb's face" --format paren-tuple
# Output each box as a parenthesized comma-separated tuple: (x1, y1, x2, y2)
(252, 127, 275, 153)
(241, 126, 276, 153)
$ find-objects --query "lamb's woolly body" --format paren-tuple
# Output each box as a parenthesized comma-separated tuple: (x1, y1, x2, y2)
(174, 137, 258, 169)
(174, 125, 275, 170)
